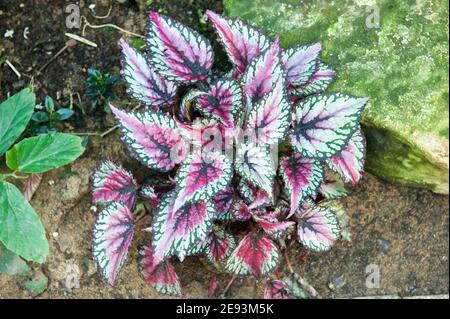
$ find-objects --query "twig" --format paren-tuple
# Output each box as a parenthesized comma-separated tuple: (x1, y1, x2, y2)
(36, 45, 69, 75)
(81, 16, 144, 39)
(221, 275, 236, 297)
(65, 32, 98, 47)
(5, 60, 21, 78)
(89, 5, 112, 19)
(284, 250, 294, 274)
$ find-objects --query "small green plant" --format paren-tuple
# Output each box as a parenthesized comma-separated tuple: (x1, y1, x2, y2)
(0, 88, 85, 268)
(85, 68, 120, 112)
(27, 95, 74, 135)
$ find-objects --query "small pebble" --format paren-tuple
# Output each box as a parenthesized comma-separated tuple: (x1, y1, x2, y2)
(52, 232, 59, 238)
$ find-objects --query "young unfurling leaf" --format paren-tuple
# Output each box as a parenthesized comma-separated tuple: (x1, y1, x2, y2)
(151, 191, 215, 263)
(195, 78, 242, 129)
(173, 151, 232, 212)
(91, 160, 137, 208)
(289, 93, 368, 159)
(297, 203, 340, 252)
(146, 12, 214, 83)
(141, 246, 181, 296)
(92, 201, 135, 286)
(213, 185, 235, 217)
(253, 212, 295, 240)
(279, 153, 324, 217)
(225, 232, 280, 276)
(206, 10, 270, 76)
(327, 127, 366, 185)
(119, 38, 177, 107)
(111, 105, 184, 172)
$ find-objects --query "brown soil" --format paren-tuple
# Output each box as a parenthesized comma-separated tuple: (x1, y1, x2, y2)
(0, 1, 448, 299)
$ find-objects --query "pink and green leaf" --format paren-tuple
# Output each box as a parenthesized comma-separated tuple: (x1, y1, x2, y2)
(246, 76, 292, 144)
(290, 62, 335, 97)
(139, 184, 159, 204)
(146, 12, 214, 83)
(206, 10, 270, 76)
(225, 232, 280, 276)
(253, 213, 295, 240)
(204, 225, 236, 264)
(22, 173, 43, 201)
(289, 93, 369, 159)
(242, 38, 283, 105)
(327, 127, 366, 185)
(195, 78, 242, 129)
(264, 280, 296, 299)
(213, 185, 235, 216)
(119, 38, 177, 107)
(173, 151, 232, 212)
(91, 160, 138, 208)
(319, 171, 348, 199)
(141, 246, 181, 296)
(230, 200, 252, 221)
(151, 191, 215, 263)
(92, 201, 135, 286)
(297, 203, 341, 252)
(279, 153, 324, 217)
(235, 143, 275, 196)
(282, 43, 321, 86)
(111, 105, 185, 172)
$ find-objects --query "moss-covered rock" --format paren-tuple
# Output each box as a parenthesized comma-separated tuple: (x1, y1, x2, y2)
(223, 0, 449, 193)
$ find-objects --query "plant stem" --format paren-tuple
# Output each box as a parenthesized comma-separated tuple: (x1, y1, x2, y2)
(221, 275, 236, 297)
(284, 250, 294, 274)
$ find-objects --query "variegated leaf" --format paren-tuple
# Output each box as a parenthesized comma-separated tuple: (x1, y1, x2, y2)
(289, 93, 369, 159)
(282, 43, 321, 86)
(297, 203, 340, 252)
(111, 105, 185, 172)
(242, 38, 283, 105)
(92, 201, 135, 286)
(225, 232, 280, 276)
(230, 200, 252, 221)
(290, 62, 335, 97)
(213, 185, 235, 216)
(237, 179, 257, 205)
(319, 170, 348, 199)
(253, 213, 295, 240)
(141, 246, 181, 296)
(279, 153, 324, 217)
(208, 276, 220, 298)
(151, 191, 215, 263)
(119, 38, 177, 107)
(173, 151, 232, 212)
(91, 160, 137, 208)
(327, 127, 366, 185)
(139, 184, 159, 204)
(206, 10, 270, 76)
(204, 225, 235, 264)
(196, 78, 242, 128)
(246, 76, 292, 144)
(146, 12, 214, 83)
(235, 143, 275, 195)
(264, 280, 295, 299)
(248, 189, 270, 210)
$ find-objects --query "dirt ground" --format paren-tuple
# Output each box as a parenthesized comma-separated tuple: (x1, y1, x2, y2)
(0, 1, 448, 299)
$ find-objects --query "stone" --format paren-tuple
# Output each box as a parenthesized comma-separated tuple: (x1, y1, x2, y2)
(223, 0, 449, 193)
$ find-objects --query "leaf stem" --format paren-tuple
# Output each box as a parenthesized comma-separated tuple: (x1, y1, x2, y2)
(284, 250, 294, 274)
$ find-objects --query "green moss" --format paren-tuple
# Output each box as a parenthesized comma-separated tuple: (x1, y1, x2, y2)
(224, 0, 449, 193)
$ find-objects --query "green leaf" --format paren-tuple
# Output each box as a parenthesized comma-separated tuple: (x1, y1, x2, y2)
(0, 88, 36, 156)
(0, 182, 49, 263)
(44, 96, 54, 112)
(25, 272, 48, 296)
(0, 242, 32, 276)
(56, 108, 74, 121)
(6, 133, 85, 173)
(32, 111, 50, 123)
